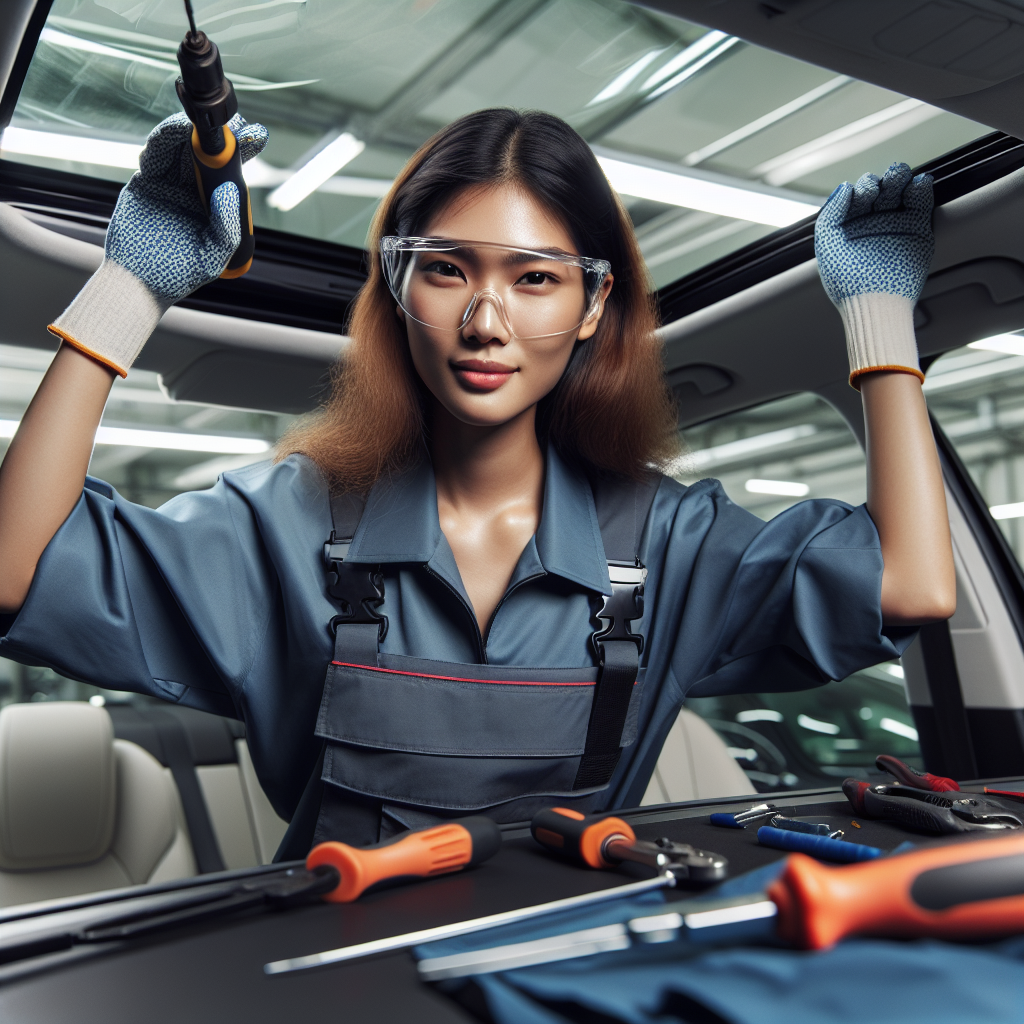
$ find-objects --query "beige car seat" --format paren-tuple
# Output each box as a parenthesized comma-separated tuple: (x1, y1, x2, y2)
(642, 707, 756, 805)
(0, 702, 196, 907)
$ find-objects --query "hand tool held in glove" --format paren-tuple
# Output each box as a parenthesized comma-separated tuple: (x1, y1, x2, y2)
(418, 832, 1024, 979)
(531, 807, 727, 884)
(307, 816, 501, 903)
(176, 0, 253, 276)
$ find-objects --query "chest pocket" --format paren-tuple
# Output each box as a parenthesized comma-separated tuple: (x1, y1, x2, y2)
(313, 473, 657, 835)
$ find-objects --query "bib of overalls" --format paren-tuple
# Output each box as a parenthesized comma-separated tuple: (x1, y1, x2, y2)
(306, 473, 658, 845)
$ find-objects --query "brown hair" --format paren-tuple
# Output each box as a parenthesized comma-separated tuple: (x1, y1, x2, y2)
(280, 109, 678, 490)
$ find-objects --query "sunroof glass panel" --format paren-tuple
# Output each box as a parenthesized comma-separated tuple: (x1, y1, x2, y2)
(2, 0, 991, 292)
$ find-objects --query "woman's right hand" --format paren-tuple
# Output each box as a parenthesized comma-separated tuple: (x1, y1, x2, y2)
(106, 112, 268, 303)
(47, 112, 268, 378)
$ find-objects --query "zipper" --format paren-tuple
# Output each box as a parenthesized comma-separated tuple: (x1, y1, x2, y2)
(423, 563, 549, 664)
(424, 563, 486, 662)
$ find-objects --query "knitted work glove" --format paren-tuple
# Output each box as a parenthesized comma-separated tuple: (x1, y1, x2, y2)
(815, 161, 934, 388)
(48, 112, 268, 376)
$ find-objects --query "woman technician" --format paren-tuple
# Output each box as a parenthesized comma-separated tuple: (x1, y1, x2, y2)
(0, 109, 953, 854)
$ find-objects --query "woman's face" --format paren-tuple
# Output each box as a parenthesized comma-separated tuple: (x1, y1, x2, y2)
(400, 183, 612, 429)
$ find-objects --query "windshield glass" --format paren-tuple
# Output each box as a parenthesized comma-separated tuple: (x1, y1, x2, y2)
(2, 1, 991, 289)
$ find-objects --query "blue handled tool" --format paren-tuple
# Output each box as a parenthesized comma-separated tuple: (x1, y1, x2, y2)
(757, 825, 881, 863)
(709, 803, 777, 828)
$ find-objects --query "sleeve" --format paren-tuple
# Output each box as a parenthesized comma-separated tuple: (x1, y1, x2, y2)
(0, 470, 282, 718)
(658, 480, 917, 699)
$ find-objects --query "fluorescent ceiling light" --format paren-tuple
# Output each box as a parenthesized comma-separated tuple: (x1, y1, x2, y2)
(684, 76, 851, 166)
(39, 26, 317, 91)
(884, 664, 905, 679)
(745, 478, 810, 497)
(0, 420, 270, 453)
(587, 49, 664, 106)
(245, 156, 390, 197)
(640, 31, 739, 100)
(596, 154, 820, 227)
(879, 718, 918, 742)
(923, 354, 1024, 393)
(968, 333, 1024, 356)
(268, 133, 366, 211)
(672, 424, 817, 475)
(989, 501, 1024, 521)
(735, 709, 783, 723)
(753, 99, 942, 186)
(797, 713, 839, 735)
(1, 126, 142, 169)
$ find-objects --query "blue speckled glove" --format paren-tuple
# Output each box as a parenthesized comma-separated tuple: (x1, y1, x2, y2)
(49, 112, 268, 376)
(815, 162, 934, 388)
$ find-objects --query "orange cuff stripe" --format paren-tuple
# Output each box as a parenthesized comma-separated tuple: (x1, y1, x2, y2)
(849, 364, 925, 391)
(47, 325, 128, 378)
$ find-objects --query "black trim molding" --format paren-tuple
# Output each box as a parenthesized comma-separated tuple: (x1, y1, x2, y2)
(655, 132, 1024, 325)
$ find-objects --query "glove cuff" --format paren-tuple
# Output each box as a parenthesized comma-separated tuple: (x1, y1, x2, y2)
(838, 292, 924, 391)
(47, 259, 171, 378)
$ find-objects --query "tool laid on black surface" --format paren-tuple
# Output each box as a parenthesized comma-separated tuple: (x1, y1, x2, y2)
(757, 826, 881, 863)
(176, 0, 254, 276)
(530, 807, 728, 885)
(875, 754, 959, 791)
(307, 816, 501, 902)
(986, 787, 1024, 803)
(417, 832, 1024, 979)
(844, 780, 1024, 834)
(768, 815, 844, 839)
(709, 803, 778, 828)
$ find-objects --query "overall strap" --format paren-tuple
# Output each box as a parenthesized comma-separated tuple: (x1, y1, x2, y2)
(273, 489, 384, 861)
(324, 489, 387, 663)
(574, 473, 660, 790)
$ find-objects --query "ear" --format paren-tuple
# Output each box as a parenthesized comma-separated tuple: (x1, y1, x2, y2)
(575, 274, 614, 342)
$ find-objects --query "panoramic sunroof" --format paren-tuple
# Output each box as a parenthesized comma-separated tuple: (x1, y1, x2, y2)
(1, 0, 991, 289)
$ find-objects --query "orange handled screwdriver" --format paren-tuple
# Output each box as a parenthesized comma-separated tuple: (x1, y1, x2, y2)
(307, 816, 501, 903)
(531, 807, 727, 884)
(413, 832, 1024, 980)
(768, 832, 1024, 948)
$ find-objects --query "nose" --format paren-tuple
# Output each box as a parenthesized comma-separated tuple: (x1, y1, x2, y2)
(461, 290, 511, 346)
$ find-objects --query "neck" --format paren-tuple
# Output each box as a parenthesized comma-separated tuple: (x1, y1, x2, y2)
(429, 402, 544, 511)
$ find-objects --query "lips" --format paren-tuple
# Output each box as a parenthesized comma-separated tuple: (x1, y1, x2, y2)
(451, 359, 516, 392)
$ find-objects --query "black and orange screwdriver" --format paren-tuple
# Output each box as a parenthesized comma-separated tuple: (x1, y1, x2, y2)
(307, 816, 501, 902)
(413, 832, 1024, 980)
(175, 0, 254, 277)
(531, 807, 728, 884)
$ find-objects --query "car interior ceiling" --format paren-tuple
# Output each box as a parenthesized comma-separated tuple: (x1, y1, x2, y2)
(0, 0, 1022, 909)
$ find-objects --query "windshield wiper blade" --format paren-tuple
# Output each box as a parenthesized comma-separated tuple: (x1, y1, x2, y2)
(0, 865, 338, 969)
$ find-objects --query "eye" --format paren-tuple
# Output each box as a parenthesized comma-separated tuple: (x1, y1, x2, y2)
(421, 260, 466, 281)
(518, 271, 553, 286)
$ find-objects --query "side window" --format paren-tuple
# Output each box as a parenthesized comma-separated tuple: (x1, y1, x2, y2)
(675, 393, 922, 791)
(927, 333, 1024, 566)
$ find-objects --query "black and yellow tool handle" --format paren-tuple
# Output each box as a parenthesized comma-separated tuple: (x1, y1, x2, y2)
(190, 124, 254, 278)
(531, 807, 637, 869)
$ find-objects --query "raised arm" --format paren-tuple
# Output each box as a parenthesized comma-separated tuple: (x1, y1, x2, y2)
(815, 163, 955, 625)
(0, 113, 267, 613)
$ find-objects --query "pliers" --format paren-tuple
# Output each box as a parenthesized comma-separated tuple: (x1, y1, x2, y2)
(844, 780, 1024, 834)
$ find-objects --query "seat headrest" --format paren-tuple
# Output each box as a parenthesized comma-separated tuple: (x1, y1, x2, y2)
(0, 702, 116, 870)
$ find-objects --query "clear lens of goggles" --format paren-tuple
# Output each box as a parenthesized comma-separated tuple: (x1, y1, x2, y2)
(380, 236, 611, 340)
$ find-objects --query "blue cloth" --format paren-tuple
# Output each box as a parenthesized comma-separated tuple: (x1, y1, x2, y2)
(0, 448, 913, 822)
(418, 863, 1024, 1024)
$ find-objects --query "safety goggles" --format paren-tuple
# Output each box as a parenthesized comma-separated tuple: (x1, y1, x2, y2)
(380, 236, 611, 341)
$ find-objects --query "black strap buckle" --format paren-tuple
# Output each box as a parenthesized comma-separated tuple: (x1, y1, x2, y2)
(591, 561, 645, 659)
(325, 536, 388, 642)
